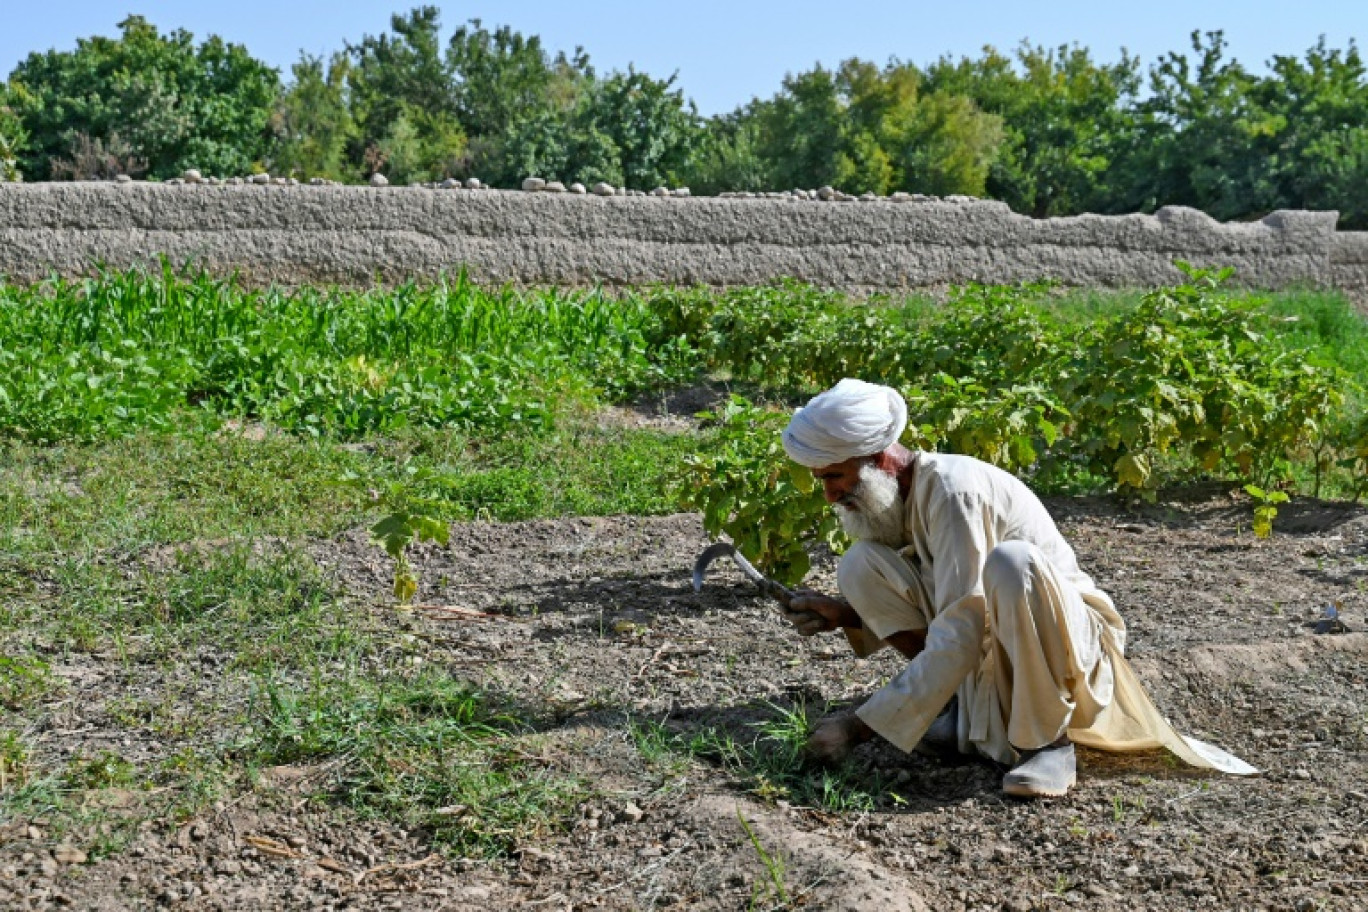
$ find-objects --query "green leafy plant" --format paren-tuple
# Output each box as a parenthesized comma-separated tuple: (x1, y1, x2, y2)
(64, 749, 137, 789)
(1243, 483, 1290, 539)
(675, 269, 1360, 568)
(1331, 412, 1368, 502)
(676, 396, 842, 586)
(360, 468, 450, 603)
(0, 265, 701, 444)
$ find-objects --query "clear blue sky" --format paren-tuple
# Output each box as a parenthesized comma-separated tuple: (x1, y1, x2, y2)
(2, 1, 1362, 116)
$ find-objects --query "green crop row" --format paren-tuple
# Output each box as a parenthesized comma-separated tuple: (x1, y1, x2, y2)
(4, 265, 1366, 548)
(0, 262, 695, 442)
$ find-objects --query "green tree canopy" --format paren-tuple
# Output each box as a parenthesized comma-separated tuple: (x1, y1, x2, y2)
(923, 44, 1140, 216)
(270, 53, 355, 181)
(1110, 32, 1368, 227)
(4, 11, 1365, 227)
(10, 15, 279, 180)
(0, 80, 31, 181)
(342, 7, 468, 183)
(707, 58, 1003, 196)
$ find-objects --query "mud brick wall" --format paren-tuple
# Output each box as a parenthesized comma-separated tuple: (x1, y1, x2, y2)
(1330, 232, 1368, 301)
(0, 183, 1358, 297)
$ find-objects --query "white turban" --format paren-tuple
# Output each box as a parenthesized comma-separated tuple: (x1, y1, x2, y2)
(781, 379, 908, 468)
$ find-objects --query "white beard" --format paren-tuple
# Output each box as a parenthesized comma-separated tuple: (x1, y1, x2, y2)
(835, 464, 906, 547)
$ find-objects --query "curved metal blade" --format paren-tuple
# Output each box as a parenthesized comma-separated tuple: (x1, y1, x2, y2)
(691, 541, 794, 608)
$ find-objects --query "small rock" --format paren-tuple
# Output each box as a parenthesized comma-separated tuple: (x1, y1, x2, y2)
(53, 846, 86, 865)
(115, 174, 133, 183)
(466, 177, 483, 189)
(369, 173, 389, 187)
(309, 177, 326, 186)
(286, 834, 307, 849)
(651, 186, 670, 197)
(248, 173, 270, 185)
(860, 191, 878, 201)
(1292, 768, 1312, 780)
(569, 182, 586, 194)
(620, 801, 644, 823)
(544, 180, 566, 192)
(181, 169, 202, 183)
(522, 177, 547, 191)
(1122, 865, 1140, 877)
(27, 826, 41, 840)
(817, 185, 836, 200)
(672, 187, 691, 197)
(440, 177, 461, 189)
(591, 182, 615, 196)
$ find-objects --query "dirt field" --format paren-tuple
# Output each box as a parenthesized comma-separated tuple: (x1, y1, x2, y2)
(3, 485, 1366, 911)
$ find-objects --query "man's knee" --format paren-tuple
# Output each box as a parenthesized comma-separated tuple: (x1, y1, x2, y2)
(837, 540, 928, 636)
(836, 540, 902, 606)
(983, 541, 1036, 607)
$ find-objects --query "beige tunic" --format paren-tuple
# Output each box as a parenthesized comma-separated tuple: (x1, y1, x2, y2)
(843, 452, 1254, 774)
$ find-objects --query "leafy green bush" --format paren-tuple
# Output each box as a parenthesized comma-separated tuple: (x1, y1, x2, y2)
(675, 397, 841, 586)
(1060, 268, 1345, 492)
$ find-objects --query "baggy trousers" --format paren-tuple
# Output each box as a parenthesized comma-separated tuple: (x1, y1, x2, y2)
(838, 540, 1113, 757)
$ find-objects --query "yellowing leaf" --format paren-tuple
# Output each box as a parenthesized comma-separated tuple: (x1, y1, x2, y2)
(394, 570, 418, 604)
(1115, 452, 1150, 489)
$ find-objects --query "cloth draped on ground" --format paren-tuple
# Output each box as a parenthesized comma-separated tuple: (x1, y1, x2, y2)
(842, 451, 1255, 776)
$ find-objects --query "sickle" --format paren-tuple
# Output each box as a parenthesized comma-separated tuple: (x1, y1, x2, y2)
(691, 541, 794, 608)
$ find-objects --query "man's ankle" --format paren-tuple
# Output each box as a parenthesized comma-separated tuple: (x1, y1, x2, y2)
(1013, 733, 1071, 758)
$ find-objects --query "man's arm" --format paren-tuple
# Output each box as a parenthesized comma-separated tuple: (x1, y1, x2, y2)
(785, 591, 926, 662)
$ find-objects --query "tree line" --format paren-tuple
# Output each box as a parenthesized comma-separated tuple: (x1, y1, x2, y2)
(2, 9, 1365, 226)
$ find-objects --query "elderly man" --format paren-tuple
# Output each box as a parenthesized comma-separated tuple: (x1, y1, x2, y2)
(779, 378, 1253, 797)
